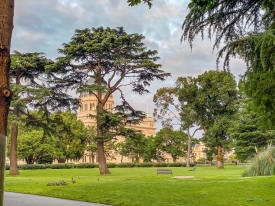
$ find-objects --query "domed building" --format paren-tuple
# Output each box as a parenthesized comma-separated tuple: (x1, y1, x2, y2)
(77, 79, 156, 163)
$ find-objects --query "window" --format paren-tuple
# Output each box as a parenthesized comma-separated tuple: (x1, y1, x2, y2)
(90, 103, 93, 110)
(84, 104, 88, 111)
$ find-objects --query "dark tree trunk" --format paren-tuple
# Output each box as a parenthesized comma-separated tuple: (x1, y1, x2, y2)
(186, 134, 192, 167)
(9, 69, 20, 175)
(9, 123, 19, 175)
(97, 139, 110, 174)
(0, 1, 14, 205)
(172, 156, 177, 163)
(96, 72, 110, 174)
(216, 144, 224, 169)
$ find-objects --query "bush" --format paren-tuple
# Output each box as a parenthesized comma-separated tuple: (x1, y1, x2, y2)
(153, 162, 168, 167)
(38, 155, 54, 164)
(117, 162, 135, 168)
(243, 145, 275, 177)
(135, 162, 153, 167)
(75, 163, 98, 168)
(49, 163, 74, 169)
(18, 164, 46, 170)
(168, 162, 185, 167)
(197, 158, 207, 164)
(107, 163, 117, 168)
(5, 164, 10, 170)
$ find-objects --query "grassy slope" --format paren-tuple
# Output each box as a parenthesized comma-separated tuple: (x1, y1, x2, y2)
(5, 166, 275, 206)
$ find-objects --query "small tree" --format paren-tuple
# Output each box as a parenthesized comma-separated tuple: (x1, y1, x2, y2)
(47, 27, 170, 174)
(154, 77, 202, 167)
(155, 128, 188, 162)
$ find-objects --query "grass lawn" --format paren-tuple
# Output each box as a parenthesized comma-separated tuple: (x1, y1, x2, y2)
(4, 165, 275, 206)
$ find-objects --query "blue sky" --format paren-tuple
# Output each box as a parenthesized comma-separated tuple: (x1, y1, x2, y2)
(12, 0, 246, 132)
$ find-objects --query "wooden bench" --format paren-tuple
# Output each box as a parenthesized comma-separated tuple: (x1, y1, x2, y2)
(157, 169, 173, 175)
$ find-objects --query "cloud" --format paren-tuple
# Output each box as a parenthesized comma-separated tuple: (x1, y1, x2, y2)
(12, 0, 247, 132)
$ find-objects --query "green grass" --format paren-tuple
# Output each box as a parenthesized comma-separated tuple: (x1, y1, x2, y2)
(5, 165, 275, 206)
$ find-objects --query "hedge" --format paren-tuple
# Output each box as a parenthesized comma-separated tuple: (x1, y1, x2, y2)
(5, 162, 196, 170)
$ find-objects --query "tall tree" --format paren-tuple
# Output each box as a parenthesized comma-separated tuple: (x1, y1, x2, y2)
(153, 77, 201, 167)
(8, 51, 53, 175)
(178, 70, 238, 168)
(47, 27, 170, 174)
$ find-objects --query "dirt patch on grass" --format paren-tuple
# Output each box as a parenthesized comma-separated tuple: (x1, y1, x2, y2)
(172, 176, 195, 179)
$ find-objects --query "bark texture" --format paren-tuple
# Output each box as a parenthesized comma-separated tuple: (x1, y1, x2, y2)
(9, 72, 20, 175)
(216, 144, 224, 169)
(0, 1, 14, 205)
(96, 78, 110, 174)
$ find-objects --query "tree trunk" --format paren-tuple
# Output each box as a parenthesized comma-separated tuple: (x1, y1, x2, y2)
(172, 156, 177, 163)
(10, 69, 21, 175)
(97, 139, 110, 174)
(186, 134, 192, 167)
(0, 1, 14, 205)
(9, 123, 19, 174)
(96, 72, 110, 174)
(216, 144, 224, 169)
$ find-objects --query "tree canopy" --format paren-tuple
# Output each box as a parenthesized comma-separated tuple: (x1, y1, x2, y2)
(47, 27, 170, 174)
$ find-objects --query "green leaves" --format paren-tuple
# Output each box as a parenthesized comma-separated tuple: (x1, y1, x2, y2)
(127, 0, 153, 9)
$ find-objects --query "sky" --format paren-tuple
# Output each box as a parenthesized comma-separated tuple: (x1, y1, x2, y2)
(12, 0, 247, 133)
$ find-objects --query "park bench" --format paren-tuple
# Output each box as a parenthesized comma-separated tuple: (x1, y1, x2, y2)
(157, 169, 173, 175)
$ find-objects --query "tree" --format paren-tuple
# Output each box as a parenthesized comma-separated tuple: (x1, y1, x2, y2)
(155, 128, 188, 163)
(182, 0, 275, 126)
(50, 111, 89, 163)
(47, 27, 170, 174)
(8, 51, 53, 175)
(118, 130, 147, 162)
(229, 81, 275, 162)
(17, 129, 56, 164)
(153, 77, 201, 167)
(178, 70, 238, 168)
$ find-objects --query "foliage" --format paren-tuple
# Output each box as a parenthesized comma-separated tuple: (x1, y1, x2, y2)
(155, 128, 188, 162)
(243, 145, 275, 177)
(47, 26, 170, 174)
(182, 0, 275, 126)
(50, 111, 89, 162)
(178, 70, 238, 167)
(74, 163, 99, 168)
(118, 130, 147, 163)
(50, 163, 75, 169)
(229, 82, 275, 162)
(17, 129, 57, 164)
(127, 0, 153, 8)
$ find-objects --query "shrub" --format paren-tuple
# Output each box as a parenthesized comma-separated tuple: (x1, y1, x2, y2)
(75, 163, 98, 168)
(168, 162, 185, 167)
(243, 145, 275, 177)
(5, 164, 10, 170)
(49, 163, 74, 169)
(38, 155, 54, 164)
(135, 162, 153, 167)
(117, 162, 135, 168)
(153, 162, 168, 167)
(197, 158, 207, 164)
(107, 163, 117, 168)
(18, 164, 46, 170)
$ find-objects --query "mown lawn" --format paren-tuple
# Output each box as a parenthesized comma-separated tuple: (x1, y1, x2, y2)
(4, 165, 275, 206)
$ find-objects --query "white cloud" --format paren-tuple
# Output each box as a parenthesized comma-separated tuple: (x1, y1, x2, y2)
(12, 0, 247, 132)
